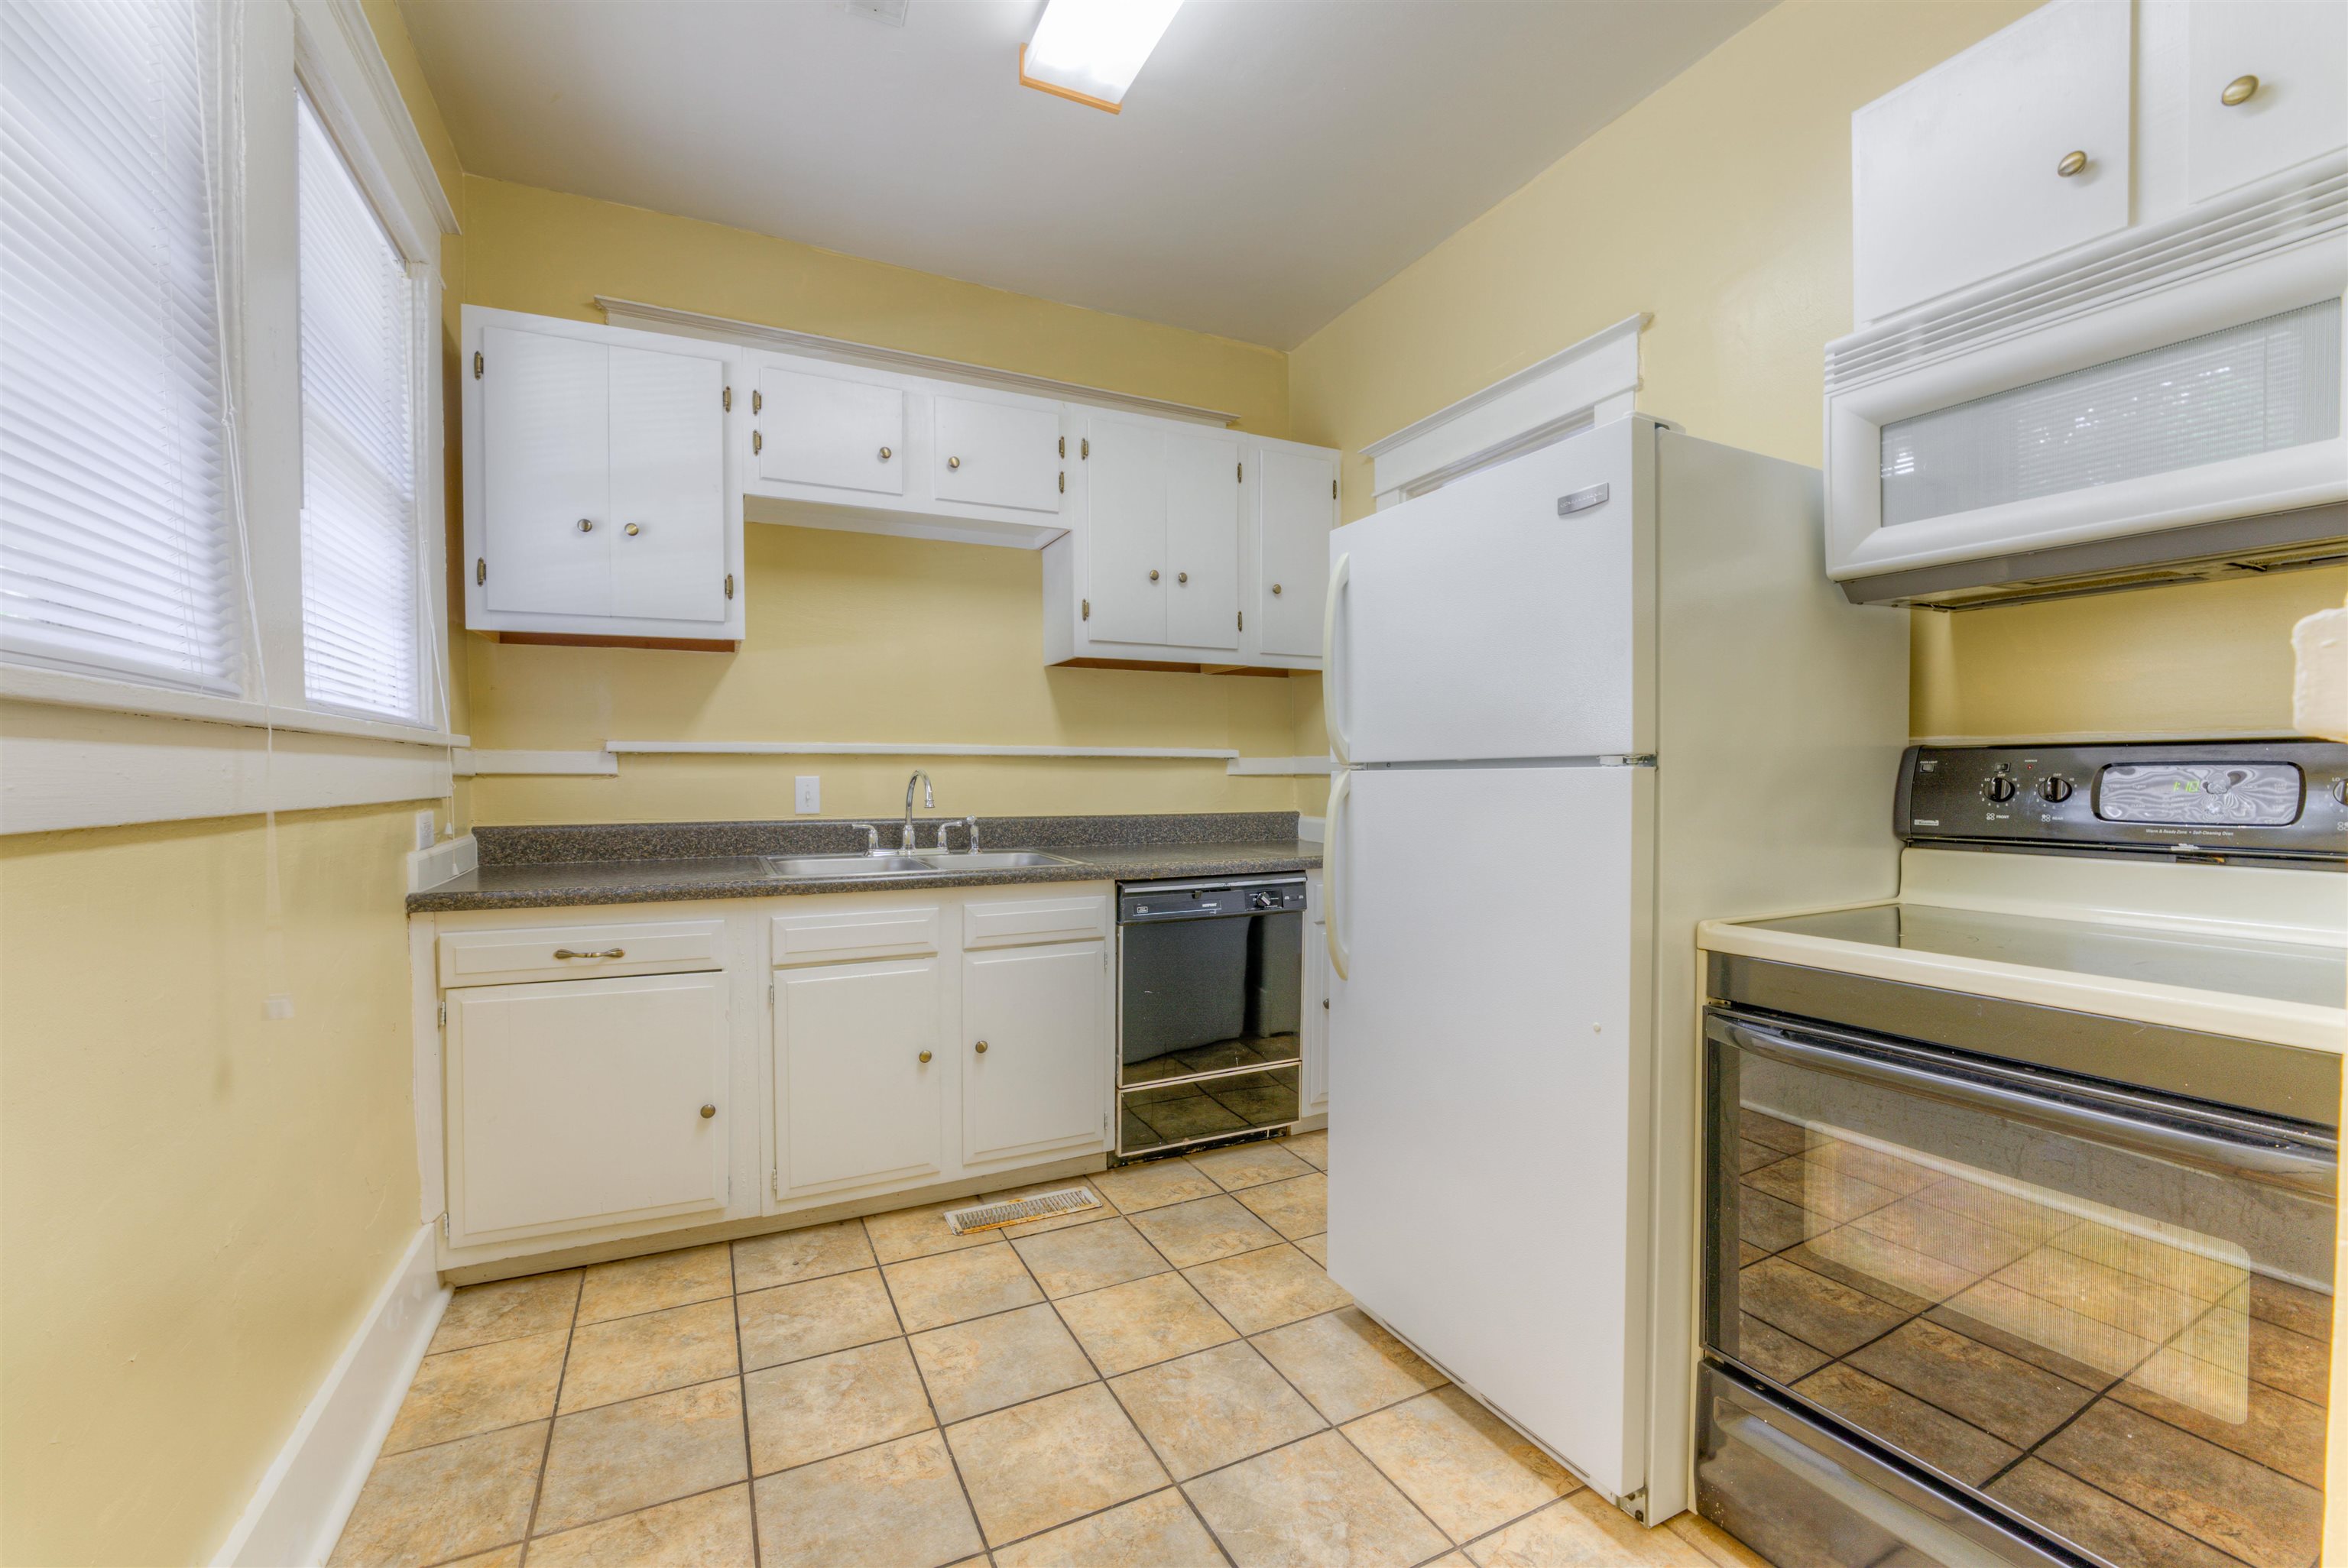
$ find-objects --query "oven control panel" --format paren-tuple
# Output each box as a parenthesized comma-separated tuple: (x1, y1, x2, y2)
(1896, 740, 2348, 862)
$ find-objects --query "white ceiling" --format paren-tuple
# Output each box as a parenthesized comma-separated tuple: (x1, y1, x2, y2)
(396, 0, 1769, 348)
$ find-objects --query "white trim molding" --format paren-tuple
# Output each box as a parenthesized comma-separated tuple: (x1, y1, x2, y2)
(307, 0, 459, 236)
(1362, 314, 1646, 507)
(210, 1224, 449, 1568)
(453, 749, 619, 778)
(2, 663, 463, 750)
(595, 296, 1237, 428)
(1226, 755, 1335, 776)
(606, 740, 1245, 761)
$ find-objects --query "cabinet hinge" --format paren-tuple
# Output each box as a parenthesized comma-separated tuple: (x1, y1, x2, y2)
(472, 351, 482, 379)
(1081, 598, 1090, 621)
(1237, 610, 1244, 631)
(752, 430, 763, 455)
(1081, 437, 1089, 459)
(437, 1002, 446, 1029)
(768, 982, 775, 1007)
(752, 389, 763, 415)
(722, 385, 732, 412)
(1237, 461, 1244, 483)
(1058, 471, 1065, 494)
(439, 1211, 450, 1241)
(1058, 435, 1065, 458)
(1332, 478, 1339, 499)
(725, 572, 736, 600)
(475, 557, 485, 586)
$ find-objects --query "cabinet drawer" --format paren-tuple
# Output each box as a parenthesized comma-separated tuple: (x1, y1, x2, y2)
(962, 892, 1111, 950)
(772, 904, 942, 965)
(439, 918, 725, 987)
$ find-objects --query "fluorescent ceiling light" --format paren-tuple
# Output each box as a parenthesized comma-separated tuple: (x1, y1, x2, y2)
(1020, 0, 1182, 114)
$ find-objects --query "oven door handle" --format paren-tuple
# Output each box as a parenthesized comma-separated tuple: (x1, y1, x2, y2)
(1712, 1013, 2338, 1197)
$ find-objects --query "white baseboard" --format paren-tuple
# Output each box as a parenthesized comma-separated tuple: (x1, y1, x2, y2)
(212, 1224, 450, 1567)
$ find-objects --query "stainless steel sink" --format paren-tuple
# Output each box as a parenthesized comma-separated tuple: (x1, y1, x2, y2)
(916, 850, 1082, 870)
(760, 854, 933, 879)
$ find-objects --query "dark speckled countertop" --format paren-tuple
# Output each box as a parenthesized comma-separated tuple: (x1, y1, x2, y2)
(408, 813, 1321, 913)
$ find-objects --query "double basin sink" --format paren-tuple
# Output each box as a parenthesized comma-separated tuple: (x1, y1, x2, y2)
(760, 849, 1081, 881)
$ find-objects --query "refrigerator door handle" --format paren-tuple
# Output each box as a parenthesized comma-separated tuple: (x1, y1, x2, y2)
(1323, 552, 1352, 767)
(1324, 767, 1351, 980)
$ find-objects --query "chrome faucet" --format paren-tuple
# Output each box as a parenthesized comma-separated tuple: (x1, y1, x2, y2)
(963, 815, 980, 854)
(901, 770, 935, 851)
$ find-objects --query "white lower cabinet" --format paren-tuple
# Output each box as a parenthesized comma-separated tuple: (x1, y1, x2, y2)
(963, 939, 1110, 1165)
(773, 957, 945, 1195)
(445, 970, 730, 1246)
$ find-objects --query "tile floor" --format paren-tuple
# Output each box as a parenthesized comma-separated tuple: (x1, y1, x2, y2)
(334, 1130, 1766, 1568)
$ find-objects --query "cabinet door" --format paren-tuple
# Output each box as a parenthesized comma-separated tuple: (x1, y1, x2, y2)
(1256, 445, 1335, 659)
(481, 326, 611, 616)
(2186, 2, 2348, 204)
(1166, 430, 1240, 650)
(757, 365, 906, 496)
(1085, 416, 1168, 644)
(935, 394, 1062, 513)
(775, 957, 944, 1194)
(446, 972, 728, 1243)
(963, 940, 1107, 1165)
(609, 344, 728, 623)
(1852, 1, 2132, 323)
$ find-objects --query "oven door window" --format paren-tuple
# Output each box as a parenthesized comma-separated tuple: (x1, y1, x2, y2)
(1704, 1010, 2332, 1568)
(1120, 906, 1302, 1156)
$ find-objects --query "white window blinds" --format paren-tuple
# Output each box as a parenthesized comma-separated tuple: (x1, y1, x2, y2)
(297, 91, 420, 721)
(0, 0, 238, 692)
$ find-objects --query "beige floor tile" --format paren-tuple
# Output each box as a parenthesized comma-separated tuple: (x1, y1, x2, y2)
(992, 1489, 1225, 1568)
(753, 1430, 984, 1568)
(734, 1219, 877, 1292)
(1129, 1194, 1284, 1267)
(912, 1302, 1099, 1423)
(327, 1422, 545, 1568)
(1188, 1140, 1317, 1192)
(980, 1179, 1120, 1239)
(1665, 1513, 1773, 1568)
(945, 1382, 1170, 1547)
(1110, 1340, 1325, 1479)
(1055, 1270, 1239, 1376)
(381, 1330, 566, 1454)
(557, 1298, 739, 1413)
(576, 1243, 735, 1325)
(885, 1240, 1046, 1332)
(440, 1547, 524, 1568)
(744, 1337, 936, 1474)
(1186, 1244, 1351, 1334)
(1094, 1158, 1221, 1213)
(1185, 1428, 1449, 1568)
(525, 1482, 755, 1568)
(1296, 1235, 1329, 1266)
(868, 1199, 1002, 1265)
(1235, 1173, 1328, 1241)
(1465, 1491, 1711, 1566)
(1938, 1277, 2158, 1381)
(429, 1272, 580, 1354)
(737, 1268, 901, 1370)
(1012, 1217, 1172, 1297)
(1286, 1130, 1328, 1171)
(535, 1380, 749, 1536)
(1252, 1307, 1447, 1424)
(1344, 1386, 1571, 1542)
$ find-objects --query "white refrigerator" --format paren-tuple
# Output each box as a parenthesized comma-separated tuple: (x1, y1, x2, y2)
(1322, 414, 1909, 1522)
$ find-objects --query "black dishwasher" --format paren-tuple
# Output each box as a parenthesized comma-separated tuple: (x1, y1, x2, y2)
(1117, 876, 1306, 1159)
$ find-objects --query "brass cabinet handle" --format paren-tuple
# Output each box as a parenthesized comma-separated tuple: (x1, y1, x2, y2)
(1272, 583, 1283, 595)
(624, 523, 641, 536)
(918, 1050, 932, 1063)
(1177, 571, 1189, 584)
(2222, 74, 2259, 107)
(700, 1103, 716, 1119)
(2056, 150, 2088, 177)
(975, 1039, 989, 1054)
(576, 517, 594, 533)
(879, 445, 893, 461)
(948, 455, 962, 469)
(1149, 569, 1159, 582)
(552, 948, 625, 960)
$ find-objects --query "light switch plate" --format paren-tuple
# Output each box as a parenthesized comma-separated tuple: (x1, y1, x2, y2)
(795, 776, 821, 814)
(413, 808, 436, 851)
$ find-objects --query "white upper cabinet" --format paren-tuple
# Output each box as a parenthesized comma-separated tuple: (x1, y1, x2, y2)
(933, 392, 1063, 514)
(1853, 0, 2133, 326)
(1084, 414, 1172, 644)
(1165, 431, 1240, 650)
(1251, 441, 1338, 659)
(2180, 1, 2348, 204)
(465, 306, 741, 645)
(755, 364, 906, 497)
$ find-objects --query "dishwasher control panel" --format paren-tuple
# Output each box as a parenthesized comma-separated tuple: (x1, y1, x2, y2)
(1118, 876, 1307, 924)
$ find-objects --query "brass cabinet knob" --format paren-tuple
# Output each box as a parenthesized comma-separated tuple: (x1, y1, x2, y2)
(948, 455, 962, 469)
(2222, 74, 2259, 106)
(2056, 150, 2089, 177)
(1149, 569, 1160, 582)
(879, 446, 892, 461)
(975, 1039, 989, 1054)
(1272, 583, 1283, 595)
(576, 517, 594, 533)
(624, 523, 641, 536)
(1177, 571, 1189, 584)
(919, 1050, 932, 1063)
(700, 1103, 716, 1119)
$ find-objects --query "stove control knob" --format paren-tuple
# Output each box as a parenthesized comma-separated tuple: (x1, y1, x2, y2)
(2333, 779, 2346, 806)
(1983, 773, 2017, 803)
(2038, 776, 2074, 803)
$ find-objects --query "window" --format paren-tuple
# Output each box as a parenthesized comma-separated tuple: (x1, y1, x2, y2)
(0, 0, 238, 692)
(297, 90, 421, 721)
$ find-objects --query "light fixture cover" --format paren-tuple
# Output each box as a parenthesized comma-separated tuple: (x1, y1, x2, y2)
(1020, 0, 1182, 113)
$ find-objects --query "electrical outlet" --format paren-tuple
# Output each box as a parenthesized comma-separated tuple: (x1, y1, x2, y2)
(795, 776, 821, 814)
(413, 808, 436, 852)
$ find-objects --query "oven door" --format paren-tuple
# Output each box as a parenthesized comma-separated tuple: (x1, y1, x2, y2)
(1702, 1007, 2334, 1568)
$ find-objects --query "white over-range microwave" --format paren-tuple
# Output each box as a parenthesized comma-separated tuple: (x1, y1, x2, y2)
(1824, 0, 2346, 607)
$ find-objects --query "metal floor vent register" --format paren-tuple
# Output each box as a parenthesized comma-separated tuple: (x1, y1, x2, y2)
(943, 1187, 1102, 1236)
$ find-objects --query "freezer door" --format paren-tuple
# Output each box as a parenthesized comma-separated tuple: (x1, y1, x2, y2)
(1325, 762, 1646, 1498)
(1328, 417, 1647, 766)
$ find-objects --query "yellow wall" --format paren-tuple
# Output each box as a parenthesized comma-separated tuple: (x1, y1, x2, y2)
(1285, 0, 2340, 744)
(0, 805, 430, 1566)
